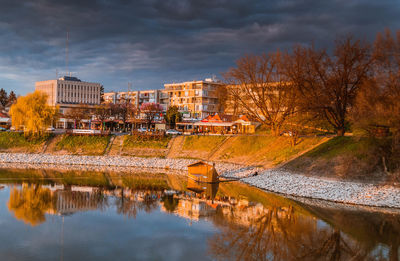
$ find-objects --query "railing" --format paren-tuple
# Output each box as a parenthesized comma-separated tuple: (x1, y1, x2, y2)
(66, 129, 110, 136)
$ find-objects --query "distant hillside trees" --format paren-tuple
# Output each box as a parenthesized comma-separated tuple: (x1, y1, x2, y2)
(0, 89, 18, 109)
(7, 91, 17, 106)
(0, 89, 8, 108)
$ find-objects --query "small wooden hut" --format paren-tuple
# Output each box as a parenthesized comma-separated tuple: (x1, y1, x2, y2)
(187, 161, 219, 183)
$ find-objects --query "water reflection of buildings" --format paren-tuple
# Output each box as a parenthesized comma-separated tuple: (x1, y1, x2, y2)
(5, 177, 400, 260)
(48, 191, 100, 216)
(172, 198, 217, 221)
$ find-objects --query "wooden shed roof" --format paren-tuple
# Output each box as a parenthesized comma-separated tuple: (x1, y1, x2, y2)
(187, 161, 213, 168)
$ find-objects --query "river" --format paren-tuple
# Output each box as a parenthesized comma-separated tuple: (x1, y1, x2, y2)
(0, 167, 398, 260)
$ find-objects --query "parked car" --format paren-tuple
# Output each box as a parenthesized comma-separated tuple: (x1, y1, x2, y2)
(166, 129, 182, 135)
(10, 126, 16, 131)
(137, 128, 148, 133)
(46, 127, 55, 132)
(0, 127, 6, 132)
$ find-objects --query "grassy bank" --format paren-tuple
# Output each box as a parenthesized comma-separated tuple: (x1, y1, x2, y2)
(283, 136, 390, 181)
(182, 136, 227, 152)
(54, 135, 110, 155)
(123, 135, 171, 149)
(215, 135, 325, 166)
(119, 135, 172, 157)
(0, 132, 50, 152)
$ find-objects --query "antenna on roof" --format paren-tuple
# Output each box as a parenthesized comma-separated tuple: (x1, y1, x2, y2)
(66, 30, 69, 76)
(128, 81, 132, 103)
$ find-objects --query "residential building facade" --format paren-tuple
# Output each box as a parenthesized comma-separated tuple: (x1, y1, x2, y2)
(104, 89, 167, 110)
(164, 78, 223, 119)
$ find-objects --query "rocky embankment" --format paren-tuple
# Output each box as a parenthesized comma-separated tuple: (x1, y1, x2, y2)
(0, 153, 259, 176)
(1, 153, 400, 209)
(236, 170, 400, 209)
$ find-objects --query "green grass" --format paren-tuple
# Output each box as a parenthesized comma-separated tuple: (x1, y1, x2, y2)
(123, 135, 171, 149)
(284, 136, 392, 180)
(220, 135, 324, 165)
(55, 135, 110, 155)
(0, 132, 50, 150)
(305, 136, 372, 160)
(182, 136, 227, 152)
(254, 125, 271, 135)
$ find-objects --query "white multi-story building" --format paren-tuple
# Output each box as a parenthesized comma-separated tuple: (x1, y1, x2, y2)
(164, 78, 223, 119)
(35, 76, 102, 115)
(103, 89, 167, 110)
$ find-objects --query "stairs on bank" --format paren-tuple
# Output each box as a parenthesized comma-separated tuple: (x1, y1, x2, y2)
(106, 135, 125, 156)
(166, 136, 185, 158)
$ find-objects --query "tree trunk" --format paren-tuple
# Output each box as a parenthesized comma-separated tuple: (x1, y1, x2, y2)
(389, 243, 399, 261)
(271, 125, 280, 136)
(336, 128, 345, 136)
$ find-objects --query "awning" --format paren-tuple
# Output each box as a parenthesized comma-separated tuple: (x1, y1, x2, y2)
(0, 117, 10, 123)
(194, 122, 235, 127)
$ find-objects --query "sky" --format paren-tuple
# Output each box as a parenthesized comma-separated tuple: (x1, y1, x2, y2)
(0, 0, 399, 95)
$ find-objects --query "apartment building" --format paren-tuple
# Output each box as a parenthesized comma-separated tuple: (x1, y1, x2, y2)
(35, 76, 102, 114)
(164, 78, 222, 119)
(103, 90, 167, 110)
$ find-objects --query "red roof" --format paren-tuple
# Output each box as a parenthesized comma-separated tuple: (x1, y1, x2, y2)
(0, 112, 9, 118)
(209, 114, 222, 122)
(201, 115, 212, 122)
(239, 115, 250, 122)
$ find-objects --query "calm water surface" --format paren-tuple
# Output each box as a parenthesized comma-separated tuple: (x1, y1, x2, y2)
(0, 168, 399, 261)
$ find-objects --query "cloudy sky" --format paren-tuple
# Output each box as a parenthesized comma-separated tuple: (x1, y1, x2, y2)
(0, 0, 399, 95)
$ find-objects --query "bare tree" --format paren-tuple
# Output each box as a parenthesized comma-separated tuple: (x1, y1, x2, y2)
(224, 51, 297, 135)
(118, 98, 137, 132)
(285, 36, 372, 136)
(94, 104, 111, 131)
(140, 103, 163, 130)
(352, 29, 400, 176)
(65, 104, 90, 129)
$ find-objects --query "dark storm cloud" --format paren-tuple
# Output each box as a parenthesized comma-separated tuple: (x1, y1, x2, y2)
(0, 0, 398, 93)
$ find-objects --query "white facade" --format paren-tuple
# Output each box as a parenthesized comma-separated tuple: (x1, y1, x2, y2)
(35, 76, 102, 107)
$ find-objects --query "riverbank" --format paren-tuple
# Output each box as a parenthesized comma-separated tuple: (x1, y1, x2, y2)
(0, 153, 259, 177)
(237, 170, 400, 209)
(1, 152, 400, 209)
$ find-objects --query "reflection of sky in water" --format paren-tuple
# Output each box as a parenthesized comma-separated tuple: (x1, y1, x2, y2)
(317, 219, 329, 229)
(0, 185, 217, 261)
(0, 171, 399, 261)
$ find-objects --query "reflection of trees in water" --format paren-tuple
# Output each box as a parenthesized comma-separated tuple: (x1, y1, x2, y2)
(301, 204, 400, 261)
(208, 204, 387, 261)
(7, 184, 108, 226)
(162, 195, 179, 213)
(115, 189, 161, 219)
(8, 184, 54, 226)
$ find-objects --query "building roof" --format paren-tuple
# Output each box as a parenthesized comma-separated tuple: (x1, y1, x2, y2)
(59, 76, 81, 82)
(187, 161, 213, 168)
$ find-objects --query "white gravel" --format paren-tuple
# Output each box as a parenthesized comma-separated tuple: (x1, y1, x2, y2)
(241, 169, 400, 209)
(0, 153, 257, 177)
